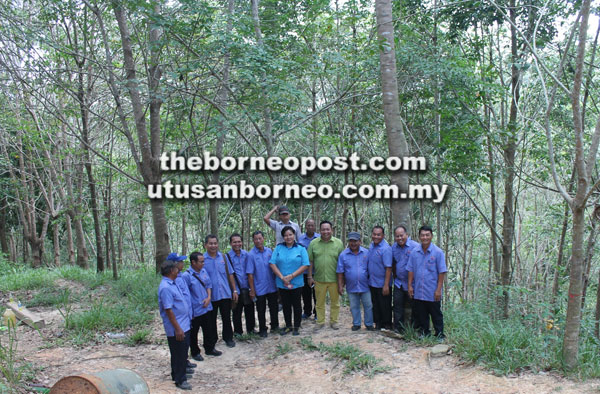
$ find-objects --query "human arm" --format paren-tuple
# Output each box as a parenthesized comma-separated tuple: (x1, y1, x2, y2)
(434, 272, 446, 301)
(382, 267, 392, 296)
(248, 274, 256, 299)
(407, 271, 414, 298)
(337, 273, 345, 295)
(264, 205, 278, 226)
(307, 242, 315, 286)
(165, 309, 184, 341)
(203, 288, 211, 308)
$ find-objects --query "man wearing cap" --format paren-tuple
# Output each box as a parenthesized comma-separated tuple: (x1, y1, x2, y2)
(407, 225, 447, 339)
(168, 253, 196, 372)
(203, 235, 239, 348)
(307, 220, 344, 330)
(368, 226, 393, 330)
(298, 219, 319, 319)
(264, 205, 301, 245)
(392, 225, 419, 333)
(182, 252, 222, 362)
(337, 232, 374, 331)
(158, 259, 192, 390)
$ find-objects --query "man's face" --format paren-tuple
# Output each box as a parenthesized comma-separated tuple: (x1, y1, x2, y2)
(320, 223, 332, 241)
(371, 228, 384, 245)
(419, 230, 433, 247)
(205, 237, 219, 254)
(191, 255, 205, 271)
(176, 260, 184, 273)
(306, 220, 316, 234)
(279, 212, 290, 223)
(253, 233, 264, 249)
(394, 227, 408, 247)
(230, 236, 242, 253)
(348, 239, 360, 252)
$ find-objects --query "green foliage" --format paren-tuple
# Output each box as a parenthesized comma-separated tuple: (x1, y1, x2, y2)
(0, 269, 55, 292)
(56, 266, 109, 289)
(125, 329, 152, 346)
(0, 323, 34, 392)
(269, 343, 294, 359)
(299, 336, 389, 377)
(110, 268, 160, 311)
(28, 288, 76, 308)
(67, 299, 153, 332)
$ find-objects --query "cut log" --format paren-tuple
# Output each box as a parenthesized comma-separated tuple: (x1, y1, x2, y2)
(6, 302, 45, 329)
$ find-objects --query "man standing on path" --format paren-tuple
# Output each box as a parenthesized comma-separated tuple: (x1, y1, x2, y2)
(407, 225, 447, 339)
(298, 219, 319, 319)
(169, 253, 196, 372)
(337, 232, 374, 331)
(368, 226, 393, 330)
(391, 225, 419, 333)
(203, 235, 239, 348)
(308, 221, 344, 330)
(158, 260, 192, 390)
(264, 205, 301, 245)
(227, 233, 256, 336)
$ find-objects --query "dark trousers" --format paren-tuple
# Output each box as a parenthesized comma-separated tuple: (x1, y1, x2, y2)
(190, 312, 217, 356)
(393, 286, 412, 331)
(233, 295, 256, 334)
(167, 330, 190, 385)
(256, 291, 279, 332)
(413, 299, 444, 337)
(302, 274, 316, 316)
(370, 286, 392, 329)
(211, 298, 233, 342)
(280, 287, 302, 328)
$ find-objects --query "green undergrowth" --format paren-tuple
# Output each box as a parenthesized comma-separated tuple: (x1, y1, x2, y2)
(300, 336, 389, 377)
(445, 302, 600, 378)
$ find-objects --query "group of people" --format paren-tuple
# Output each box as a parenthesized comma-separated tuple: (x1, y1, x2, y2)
(158, 205, 447, 390)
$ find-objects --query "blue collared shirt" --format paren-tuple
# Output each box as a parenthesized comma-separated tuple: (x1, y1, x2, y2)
(392, 238, 419, 290)
(367, 239, 393, 288)
(269, 243, 310, 289)
(298, 232, 320, 249)
(182, 267, 213, 318)
(407, 242, 447, 302)
(336, 246, 369, 293)
(227, 249, 250, 291)
(158, 276, 191, 336)
(203, 251, 234, 302)
(175, 273, 193, 321)
(246, 246, 276, 296)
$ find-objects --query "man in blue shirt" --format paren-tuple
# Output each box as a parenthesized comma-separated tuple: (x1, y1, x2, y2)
(203, 234, 238, 348)
(407, 225, 447, 339)
(182, 252, 222, 362)
(227, 233, 256, 336)
(158, 259, 192, 390)
(247, 231, 278, 337)
(368, 226, 393, 330)
(337, 232, 374, 331)
(170, 253, 195, 371)
(391, 225, 419, 333)
(298, 219, 319, 319)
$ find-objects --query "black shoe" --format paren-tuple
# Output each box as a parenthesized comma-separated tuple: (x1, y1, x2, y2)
(280, 327, 292, 336)
(186, 368, 194, 374)
(191, 354, 203, 362)
(206, 349, 222, 356)
(259, 330, 268, 338)
(225, 340, 236, 348)
(176, 381, 192, 390)
(366, 326, 375, 331)
(351, 325, 360, 331)
(292, 328, 299, 336)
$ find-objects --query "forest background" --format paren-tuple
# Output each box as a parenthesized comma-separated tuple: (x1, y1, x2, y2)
(0, 0, 599, 384)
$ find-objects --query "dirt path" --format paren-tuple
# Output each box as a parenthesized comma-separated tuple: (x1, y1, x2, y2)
(12, 305, 600, 393)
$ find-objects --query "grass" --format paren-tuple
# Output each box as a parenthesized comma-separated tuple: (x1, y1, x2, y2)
(235, 332, 260, 342)
(28, 288, 77, 308)
(125, 328, 152, 346)
(0, 323, 35, 392)
(269, 343, 294, 359)
(300, 336, 389, 377)
(67, 299, 153, 331)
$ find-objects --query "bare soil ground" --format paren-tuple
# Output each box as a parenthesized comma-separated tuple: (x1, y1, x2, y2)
(9, 301, 600, 394)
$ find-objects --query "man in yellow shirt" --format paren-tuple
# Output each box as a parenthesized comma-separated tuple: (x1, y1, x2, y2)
(307, 221, 344, 330)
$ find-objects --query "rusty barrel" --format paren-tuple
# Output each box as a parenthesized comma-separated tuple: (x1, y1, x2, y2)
(49, 368, 149, 394)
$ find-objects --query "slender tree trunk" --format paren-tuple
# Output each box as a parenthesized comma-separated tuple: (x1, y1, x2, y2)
(53, 221, 60, 266)
(0, 198, 8, 255)
(65, 214, 75, 264)
(375, 0, 411, 230)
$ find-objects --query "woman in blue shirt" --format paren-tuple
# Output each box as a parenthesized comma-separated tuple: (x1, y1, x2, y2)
(270, 226, 310, 335)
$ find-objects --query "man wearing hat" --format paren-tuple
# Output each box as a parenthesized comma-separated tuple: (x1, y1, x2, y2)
(336, 232, 374, 331)
(158, 259, 193, 390)
(264, 205, 301, 245)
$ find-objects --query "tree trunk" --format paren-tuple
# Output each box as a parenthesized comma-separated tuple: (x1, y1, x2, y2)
(53, 221, 60, 266)
(65, 213, 75, 264)
(375, 0, 411, 230)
